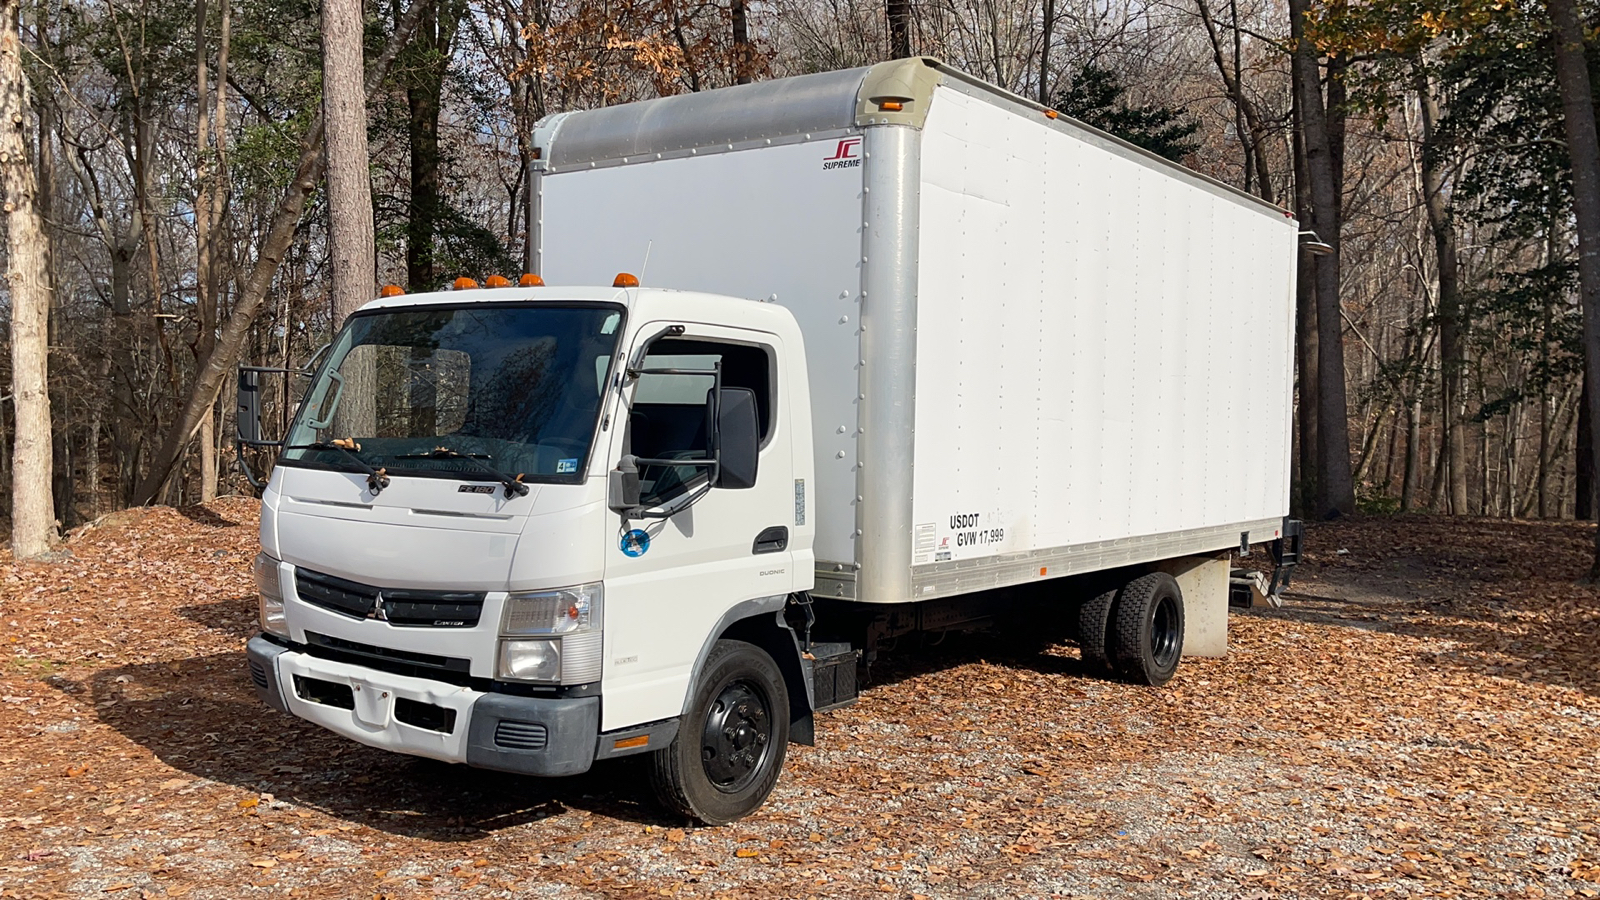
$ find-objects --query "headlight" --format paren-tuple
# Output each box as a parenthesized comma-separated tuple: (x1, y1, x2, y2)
(498, 639, 561, 682)
(254, 552, 288, 638)
(498, 584, 603, 684)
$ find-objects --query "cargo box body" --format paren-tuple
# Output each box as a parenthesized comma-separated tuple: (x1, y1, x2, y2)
(531, 58, 1295, 607)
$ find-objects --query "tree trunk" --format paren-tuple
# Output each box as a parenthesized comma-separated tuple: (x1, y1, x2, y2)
(1196, 0, 1275, 202)
(1402, 394, 1421, 511)
(1551, 0, 1600, 561)
(131, 0, 430, 506)
(406, 0, 458, 291)
(326, 0, 376, 329)
(1579, 375, 1594, 519)
(731, 0, 751, 84)
(2, 0, 56, 556)
(195, 0, 230, 502)
(1290, 0, 1354, 518)
(1292, 90, 1318, 517)
(1037, 0, 1054, 103)
(887, 0, 911, 59)
(1414, 65, 1469, 515)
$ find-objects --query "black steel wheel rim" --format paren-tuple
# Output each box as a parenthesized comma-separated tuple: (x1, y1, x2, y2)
(700, 678, 773, 793)
(1150, 592, 1181, 669)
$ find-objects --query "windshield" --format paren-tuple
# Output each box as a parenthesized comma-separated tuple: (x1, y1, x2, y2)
(282, 303, 623, 483)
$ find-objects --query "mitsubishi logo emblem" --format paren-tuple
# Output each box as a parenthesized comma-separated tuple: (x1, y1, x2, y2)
(367, 595, 389, 621)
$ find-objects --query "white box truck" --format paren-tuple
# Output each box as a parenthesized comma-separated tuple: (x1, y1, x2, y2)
(241, 57, 1303, 825)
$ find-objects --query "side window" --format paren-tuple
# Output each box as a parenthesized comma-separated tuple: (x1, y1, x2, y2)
(629, 338, 772, 506)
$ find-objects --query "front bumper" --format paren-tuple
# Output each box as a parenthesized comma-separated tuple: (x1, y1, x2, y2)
(246, 636, 598, 776)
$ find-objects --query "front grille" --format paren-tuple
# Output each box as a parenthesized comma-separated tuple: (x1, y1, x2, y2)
(294, 568, 485, 628)
(379, 591, 485, 628)
(295, 568, 379, 618)
(395, 698, 458, 734)
(494, 720, 548, 750)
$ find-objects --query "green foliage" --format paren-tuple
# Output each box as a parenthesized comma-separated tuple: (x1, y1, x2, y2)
(1355, 485, 1403, 516)
(1469, 257, 1583, 421)
(431, 205, 521, 288)
(1051, 65, 1201, 163)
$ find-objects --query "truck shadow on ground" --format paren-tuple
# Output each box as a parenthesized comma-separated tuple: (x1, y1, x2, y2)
(177, 598, 262, 640)
(848, 608, 1094, 692)
(65, 653, 684, 838)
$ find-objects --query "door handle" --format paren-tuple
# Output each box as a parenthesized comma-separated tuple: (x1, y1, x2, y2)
(753, 526, 788, 554)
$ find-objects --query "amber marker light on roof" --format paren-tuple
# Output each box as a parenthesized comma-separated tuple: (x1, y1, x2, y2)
(520, 273, 545, 287)
(1045, 109, 1060, 119)
(613, 273, 640, 288)
(379, 284, 404, 297)
(879, 100, 904, 111)
(484, 274, 511, 287)
(452, 277, 479, 290)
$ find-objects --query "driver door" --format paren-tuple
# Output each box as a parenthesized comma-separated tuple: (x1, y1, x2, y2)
(598, 324, 799, 732)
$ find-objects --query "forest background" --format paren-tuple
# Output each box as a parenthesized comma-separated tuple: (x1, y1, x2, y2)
(4, 0, 1600, 560)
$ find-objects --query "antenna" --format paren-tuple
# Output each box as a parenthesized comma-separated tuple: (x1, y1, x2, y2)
(639, 240, 653, 284)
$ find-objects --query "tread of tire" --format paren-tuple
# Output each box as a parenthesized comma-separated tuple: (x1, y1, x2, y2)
(1077, 588, 1117, 671)
(648, 728, 697, 819)
(647, 639, 788, 825)
(648, 642, 742, 820)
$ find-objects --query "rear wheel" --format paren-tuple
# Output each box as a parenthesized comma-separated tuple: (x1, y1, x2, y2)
(650, 639, 789, 825)
(1075, 588, 1117, 671)
(1111, 572, 1185, 686)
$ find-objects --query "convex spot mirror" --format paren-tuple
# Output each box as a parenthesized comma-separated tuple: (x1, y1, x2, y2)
(713, 387, 759, 490)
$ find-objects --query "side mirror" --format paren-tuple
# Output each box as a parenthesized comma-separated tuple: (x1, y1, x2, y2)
(238, 368, 263, 444)
(608, 455, 642, 511)
(713, 387, 759, 490)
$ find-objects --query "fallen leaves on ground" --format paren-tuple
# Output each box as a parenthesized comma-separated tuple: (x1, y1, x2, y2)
(1, 502, 1598, 898)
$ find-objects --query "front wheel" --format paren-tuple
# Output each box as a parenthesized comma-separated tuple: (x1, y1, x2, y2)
(650, 639, 789, 825)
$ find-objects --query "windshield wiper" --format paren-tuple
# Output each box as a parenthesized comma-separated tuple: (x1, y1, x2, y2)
(396, 447, 530, 498)
(287, 440, 391, 495)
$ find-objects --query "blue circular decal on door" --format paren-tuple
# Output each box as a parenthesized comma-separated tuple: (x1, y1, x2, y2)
(620, 528, 651, 557)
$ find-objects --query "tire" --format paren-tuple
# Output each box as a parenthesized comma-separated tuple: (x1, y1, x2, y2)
(649, 639, 789, 825)
(1111, 572, 1185, 686)
(1076, 588, 1117, 671)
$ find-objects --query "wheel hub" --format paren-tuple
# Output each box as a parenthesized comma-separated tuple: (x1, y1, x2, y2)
(700, 680, 772, 793)
(1151, 593, 1181, 668)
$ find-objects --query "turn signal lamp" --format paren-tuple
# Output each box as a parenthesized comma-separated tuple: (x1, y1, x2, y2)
(613, 272, 640, 288)
(485, 274, 511, 287)
(379, 284, 404, 297)
(520, 273, 545, 287)
(453, 277, 479, 290)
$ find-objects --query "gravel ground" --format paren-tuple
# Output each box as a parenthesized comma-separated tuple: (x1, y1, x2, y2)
(2, 503, 1598, 898)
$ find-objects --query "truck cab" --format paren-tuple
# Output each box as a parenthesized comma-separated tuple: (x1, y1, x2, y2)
(246, 282, 820, 824)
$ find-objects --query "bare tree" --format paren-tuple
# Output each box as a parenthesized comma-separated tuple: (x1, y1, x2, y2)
(131, 0, 430, 506)
(2, 0, 56, 556)
(888, 0, 911, 58)
(194, 0, 232, 502)
(325, 0, 377, 329)
(1288, 0, 1353, 517)
(1549, 0, 1600, 573)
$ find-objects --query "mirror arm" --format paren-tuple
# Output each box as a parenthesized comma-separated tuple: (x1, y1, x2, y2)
(625, 324, 687, 378)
